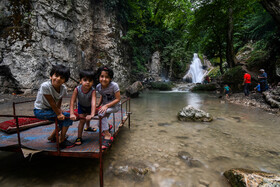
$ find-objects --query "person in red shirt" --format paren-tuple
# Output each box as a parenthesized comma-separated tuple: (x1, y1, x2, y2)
(243, 72, 251, 96)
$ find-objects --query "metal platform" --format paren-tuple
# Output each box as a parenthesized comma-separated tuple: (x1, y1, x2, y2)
(0, 97, 131, 187)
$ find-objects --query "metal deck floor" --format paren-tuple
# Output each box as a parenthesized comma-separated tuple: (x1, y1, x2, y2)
(0, 111, 127, 153)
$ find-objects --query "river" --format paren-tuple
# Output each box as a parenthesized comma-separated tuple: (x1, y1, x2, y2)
(0, 91, 280, 186)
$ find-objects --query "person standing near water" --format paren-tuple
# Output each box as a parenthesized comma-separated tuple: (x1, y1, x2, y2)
(258, 69, 267, 92)
(243, 72, 251, 96)
(224, 84, 231, 99)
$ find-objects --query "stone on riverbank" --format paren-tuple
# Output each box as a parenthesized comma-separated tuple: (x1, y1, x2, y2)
(126, 81, 144, 98)
(177, 105, 213, 122)
(109, 161, 151, 182)
(227, 92, 280, 114)
(224, 168, 280, 187)
(178, 151, 204, 168)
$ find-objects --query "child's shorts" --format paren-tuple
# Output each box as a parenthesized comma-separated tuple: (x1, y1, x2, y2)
(78, 103, 91, 114)
(34, 109, 73, 128)
(225, 90, 229, 94)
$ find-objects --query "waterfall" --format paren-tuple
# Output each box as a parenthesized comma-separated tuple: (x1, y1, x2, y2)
(183, 53, 205, 83)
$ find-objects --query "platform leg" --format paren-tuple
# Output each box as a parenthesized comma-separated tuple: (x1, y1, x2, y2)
(99, 117, 104, 187)
(113, 113, 115, 134)
(55, 119, 60, 154)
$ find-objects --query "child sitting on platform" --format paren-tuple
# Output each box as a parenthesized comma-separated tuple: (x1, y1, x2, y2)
(34, 64, 74, 149)
(96, 66, 121, 149)
(70, 70, 97, 145)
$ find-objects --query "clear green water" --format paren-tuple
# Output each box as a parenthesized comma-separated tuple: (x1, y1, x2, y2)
(0, 91, 280, 186)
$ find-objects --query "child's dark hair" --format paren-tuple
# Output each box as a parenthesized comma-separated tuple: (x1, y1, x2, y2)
(97, 66, 114, 79)
(50, 64, 70, 82)
(79, 69, 95, 81)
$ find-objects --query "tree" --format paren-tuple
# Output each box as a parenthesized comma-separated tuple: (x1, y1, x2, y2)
(226, 0, 237, 68)
(188, 0, 227, 74)
(260, 0, 280, 28)
(189, 0, 258, 71)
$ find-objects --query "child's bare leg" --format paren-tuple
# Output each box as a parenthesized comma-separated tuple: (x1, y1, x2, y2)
(48, 128, 61, 140)
(86, 120, 90, 129)
(78, 114, 86, 138)
(60, 126, 69, 143)
(103, 130, 111, 140)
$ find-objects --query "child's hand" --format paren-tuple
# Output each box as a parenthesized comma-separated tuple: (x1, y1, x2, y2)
(86, 115, 93, 121)
(99, 105, 108, 114)
(70, 114, 76, 121)
(57, 113, 65, 120)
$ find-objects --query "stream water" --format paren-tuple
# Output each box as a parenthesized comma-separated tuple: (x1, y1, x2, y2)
(0, 91, 280, 187)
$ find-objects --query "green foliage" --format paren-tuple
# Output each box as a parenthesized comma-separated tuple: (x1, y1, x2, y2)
(234, 2, 279, 52)
(109, 0, 195, 80)
(192, 83, 217, 91)
(150, 81, 173, 91)
(208, 66, 222, 79)
(247, 48, 269, 70)
(161, 38, 193, 78)
(105, 0, 279, 82)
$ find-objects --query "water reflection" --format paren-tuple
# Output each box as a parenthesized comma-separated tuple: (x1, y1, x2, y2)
(186, 92, 202, 109)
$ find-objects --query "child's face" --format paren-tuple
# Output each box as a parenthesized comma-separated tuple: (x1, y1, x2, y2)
(99, 71, 111, 87)
(50, 73, 65, 88)
(80, 77, 94, 90)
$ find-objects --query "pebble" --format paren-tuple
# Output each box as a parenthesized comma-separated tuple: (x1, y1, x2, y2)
(154, 163, 159, 168)
(199, 179, 210, 186)
(175, 161, 181, 166)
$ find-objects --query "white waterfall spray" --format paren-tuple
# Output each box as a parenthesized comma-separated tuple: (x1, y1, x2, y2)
(183, 53, 205, 83)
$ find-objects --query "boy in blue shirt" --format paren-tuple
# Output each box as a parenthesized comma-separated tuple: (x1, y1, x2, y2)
(224, 84, 231, 99)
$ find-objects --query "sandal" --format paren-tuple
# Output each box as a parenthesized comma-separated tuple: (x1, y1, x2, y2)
(102, 139, 112, 150)
(59, 140, 75, 149)
(75, 137, 83, 145)
(109, 124, 113, 131)
(84, 127, 97, 132)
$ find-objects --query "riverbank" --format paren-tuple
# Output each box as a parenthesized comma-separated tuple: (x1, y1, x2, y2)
(225, 92, 280, 114)
(0, 93, 36, 105)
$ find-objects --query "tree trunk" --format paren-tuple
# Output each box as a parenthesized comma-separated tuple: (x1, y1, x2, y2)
(260, 0, 280, 28)
(218, 43, 224, 74)
(226, 1, 237, 68)
(219, 55, 224, 75)
(168, 59, 173, 79)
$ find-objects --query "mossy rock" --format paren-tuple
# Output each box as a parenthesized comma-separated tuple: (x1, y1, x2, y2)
(191, 83, 218, 91)
(150, 82, 173, 91)
(222, 66, 245, 91)
(224, 168, 280, 187)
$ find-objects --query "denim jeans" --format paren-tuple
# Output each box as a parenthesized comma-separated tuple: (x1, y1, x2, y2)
(34, 109, 73, 129)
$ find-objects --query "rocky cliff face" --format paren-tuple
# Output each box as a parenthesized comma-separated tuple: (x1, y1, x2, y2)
(0, 0, 130, 93)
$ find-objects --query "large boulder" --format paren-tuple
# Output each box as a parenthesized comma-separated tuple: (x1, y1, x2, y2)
(177, 105, 213, 122)
(224, 168, 280, 187)
(125, 81, 144, 98)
